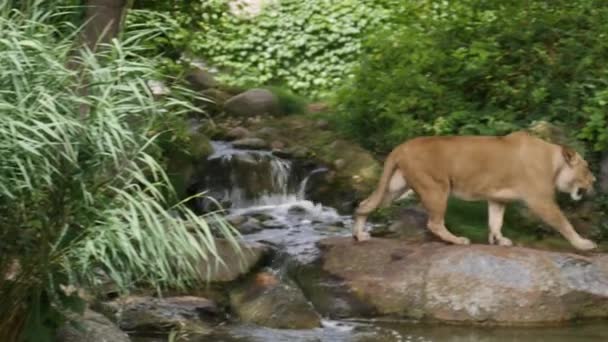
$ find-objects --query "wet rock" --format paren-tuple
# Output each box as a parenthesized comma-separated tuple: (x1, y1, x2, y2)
(224, 88, 279, 117)
(294, 237, 608, 325)
(226, 127, 251, 140)
(287, 205, 308, 215)
(249, 212, 275, 222)
(285, 146, 311, 159)
(234, 115, 382, 213)
(100, 296, 218, 334)
(229, 271, 322, 329)
(261, 219, 284, 229)
(238, 217, 263, 234)
(195, 240, 271, 283)
(56, 309, 131, 342)
(270, 140, 286, 150)
(185, 66, 217, 91)
(256, 127, 278, 137)
(271, 149, 292, 159)
(226, 214, 247, 226)
(232, 137, 269, 150)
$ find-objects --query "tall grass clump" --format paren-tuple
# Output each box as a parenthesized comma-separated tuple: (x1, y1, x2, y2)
(0, 3, 240, 341)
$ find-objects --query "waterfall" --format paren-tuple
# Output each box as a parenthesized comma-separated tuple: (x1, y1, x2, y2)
(195, 140, 356, 264)
(201, 141, 313, 209)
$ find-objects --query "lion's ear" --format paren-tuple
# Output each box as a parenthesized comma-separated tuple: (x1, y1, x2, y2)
(561, 146, 576, 166)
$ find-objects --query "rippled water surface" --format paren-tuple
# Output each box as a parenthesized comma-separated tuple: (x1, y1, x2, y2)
(134, 318, 608, 342)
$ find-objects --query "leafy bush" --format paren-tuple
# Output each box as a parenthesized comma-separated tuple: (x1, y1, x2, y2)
(0, 5, 240, 340)
(130, 0, 400, 99)
(333, 0, 608, 154)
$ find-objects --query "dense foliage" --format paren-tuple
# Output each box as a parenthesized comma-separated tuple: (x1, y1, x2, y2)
(333, 0, 608, 154)
(0, 4, 239, 340)
(131, 0, 399, 99)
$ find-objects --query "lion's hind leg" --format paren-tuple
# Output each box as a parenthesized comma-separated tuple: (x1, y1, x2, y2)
(352, 170, 408, 241)
(417, 180, 470, 245)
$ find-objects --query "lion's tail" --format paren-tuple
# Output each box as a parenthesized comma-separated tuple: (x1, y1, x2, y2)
(355, 150, 399, 216)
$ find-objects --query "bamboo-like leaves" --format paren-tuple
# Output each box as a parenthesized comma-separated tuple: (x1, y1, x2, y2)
(0, 3, 241, 339)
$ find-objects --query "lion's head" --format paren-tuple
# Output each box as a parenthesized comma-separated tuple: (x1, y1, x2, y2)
(556, 146, 596, 201)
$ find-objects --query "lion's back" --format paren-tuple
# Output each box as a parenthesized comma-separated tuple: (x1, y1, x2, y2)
(396, 131, 557, 200)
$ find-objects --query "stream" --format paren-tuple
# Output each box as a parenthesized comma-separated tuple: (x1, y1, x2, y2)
(154, 141, 608, 342)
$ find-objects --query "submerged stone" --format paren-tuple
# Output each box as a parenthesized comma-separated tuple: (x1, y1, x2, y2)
(56, 309, 131, 342)
(229, 271, 322, 329)
(99, 296, 218, 334)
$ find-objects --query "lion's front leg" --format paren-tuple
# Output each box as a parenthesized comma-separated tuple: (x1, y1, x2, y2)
(526, 198, 597, 251)
(487, 201, 512, 246)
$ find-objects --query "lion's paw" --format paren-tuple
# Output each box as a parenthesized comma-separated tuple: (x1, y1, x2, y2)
(574, 238, 597, 251)
(354, 232, 371, 242)
(455, 236, 470, 245)
(497, 237, 513, 246)
(489, 233, 513, 247)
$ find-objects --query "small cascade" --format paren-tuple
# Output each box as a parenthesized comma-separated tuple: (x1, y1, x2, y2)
(202, 141, 301, 209)
(193, 140, 355, 262)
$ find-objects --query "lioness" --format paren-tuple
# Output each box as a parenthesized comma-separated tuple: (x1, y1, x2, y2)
(353, 131, 598, 251)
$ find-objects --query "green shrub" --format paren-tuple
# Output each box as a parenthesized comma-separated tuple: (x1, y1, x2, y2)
(264, 86, 308, 115)
(129, 0, 400, 99)
(333, 0, 608, 154)
(0, 5, 240, 340)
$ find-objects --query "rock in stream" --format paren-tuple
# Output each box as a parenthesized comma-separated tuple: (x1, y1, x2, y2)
(293, 237, 608, 325)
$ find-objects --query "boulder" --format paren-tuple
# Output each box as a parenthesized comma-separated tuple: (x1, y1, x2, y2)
(270, 140, 286, 150)
(229, 271, 321, 329)
(100, 296, 218, 334)
(238, 217, 263, 234)
(224, 89, 279, 117)
(56, 309, 131, 342)
(225, 127, 251, 140)
(195, 240, 271, 283)
(293, 237, 608, 325)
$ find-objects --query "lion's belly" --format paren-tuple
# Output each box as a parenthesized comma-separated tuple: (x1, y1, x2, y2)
(450, 188, 520, 202)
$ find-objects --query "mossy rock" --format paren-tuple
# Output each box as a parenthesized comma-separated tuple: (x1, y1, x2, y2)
(243, 115, 382, 212)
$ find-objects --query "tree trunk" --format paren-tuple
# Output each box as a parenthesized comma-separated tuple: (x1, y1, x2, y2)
(67, 0, 129, 116)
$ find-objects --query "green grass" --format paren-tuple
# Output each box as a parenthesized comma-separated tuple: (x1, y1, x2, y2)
(444, 198, 608, 252)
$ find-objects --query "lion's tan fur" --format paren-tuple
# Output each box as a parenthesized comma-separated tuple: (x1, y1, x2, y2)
(353, 131, 597, 251)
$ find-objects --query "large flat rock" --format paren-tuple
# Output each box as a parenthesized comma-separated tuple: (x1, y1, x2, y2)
(293, 237, 608, 325)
